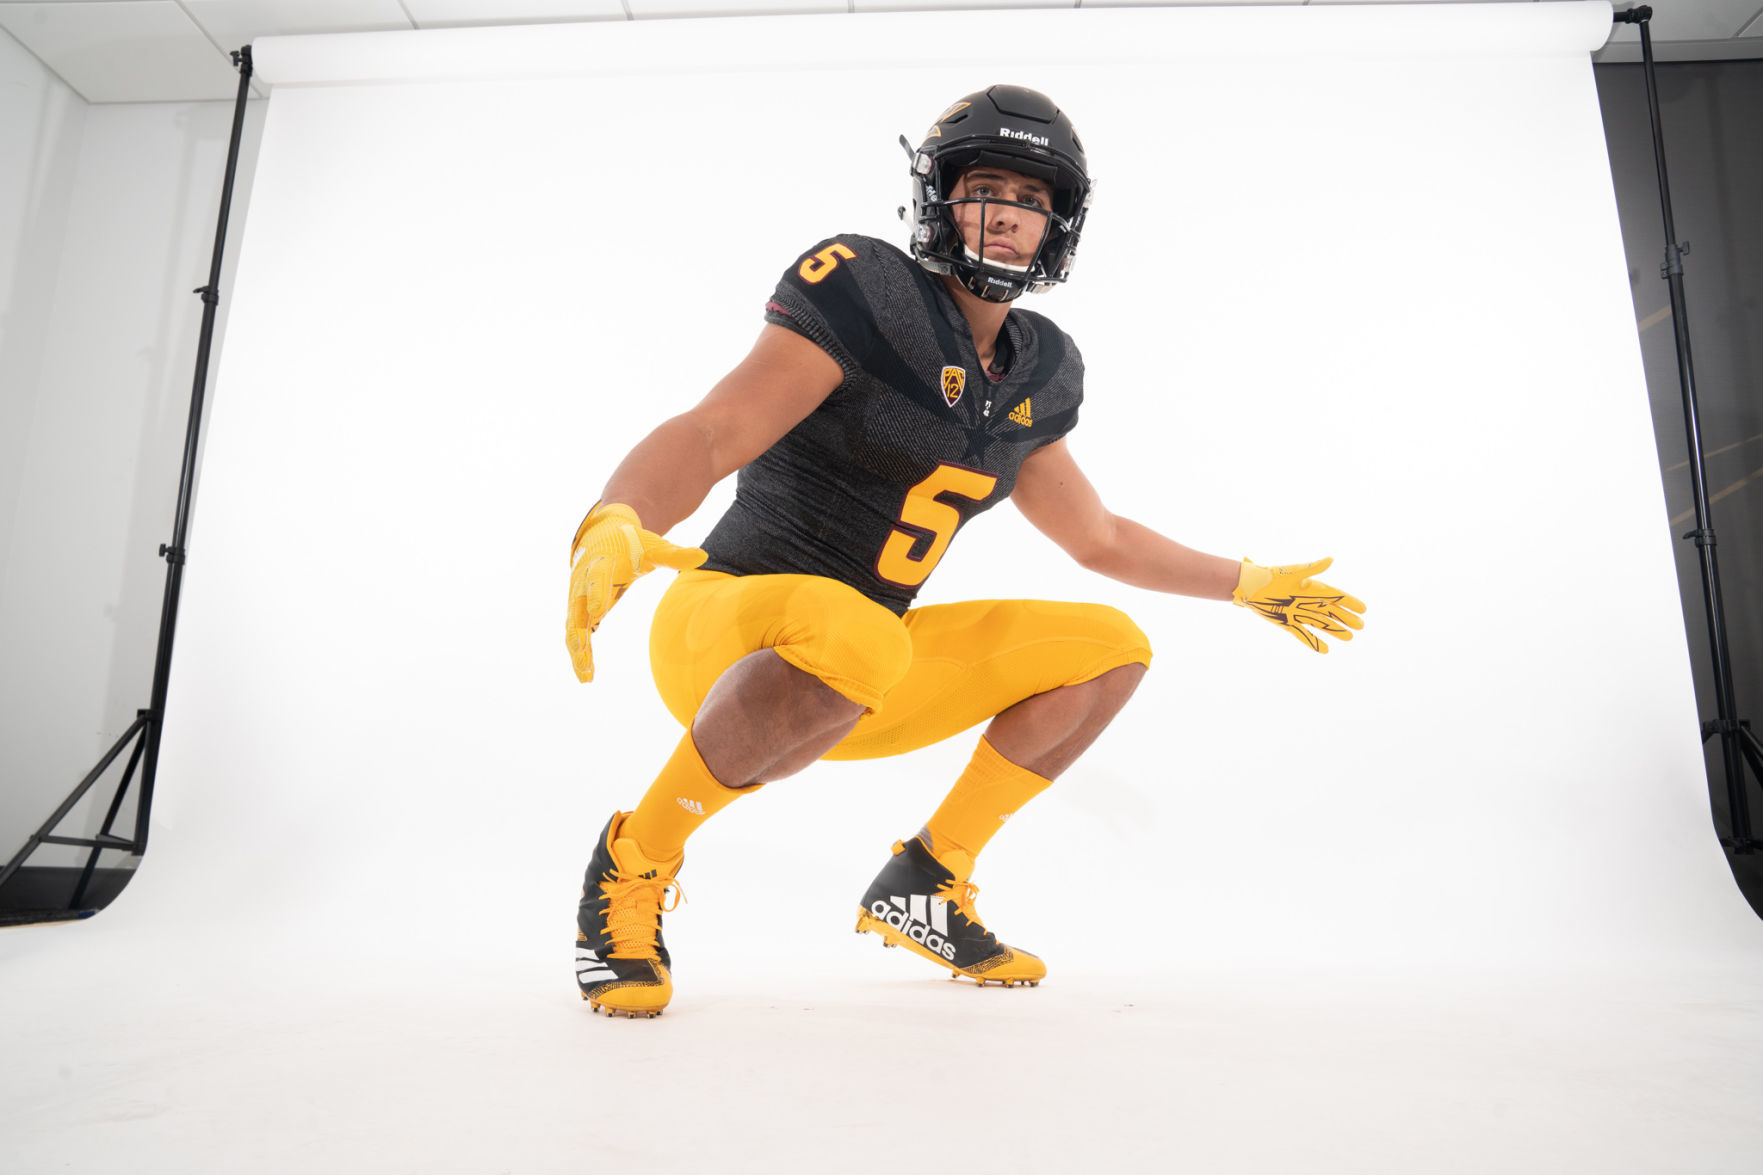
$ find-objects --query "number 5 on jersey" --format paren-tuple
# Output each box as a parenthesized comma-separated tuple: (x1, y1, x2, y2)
(876, 464, 999, 587)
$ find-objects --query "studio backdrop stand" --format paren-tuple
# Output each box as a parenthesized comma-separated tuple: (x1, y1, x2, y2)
(1612, 8, 1759, 853)
(0, 47, 255, 911)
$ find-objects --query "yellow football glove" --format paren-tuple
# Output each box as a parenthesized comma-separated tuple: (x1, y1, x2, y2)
(1232, 557, 1366, 654)
(566, 502, 706, 683)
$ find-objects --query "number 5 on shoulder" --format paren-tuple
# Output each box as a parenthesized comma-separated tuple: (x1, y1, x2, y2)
(799, 243, 857, 284)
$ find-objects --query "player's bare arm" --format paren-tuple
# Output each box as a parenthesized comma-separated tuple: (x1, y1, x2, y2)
(598, 323, 844, 534)
(1012, 438, 1240, 599)
(1014, 438, 1366, 651)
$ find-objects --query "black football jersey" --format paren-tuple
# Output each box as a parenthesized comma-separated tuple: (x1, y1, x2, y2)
(698, 234, 1085, 615)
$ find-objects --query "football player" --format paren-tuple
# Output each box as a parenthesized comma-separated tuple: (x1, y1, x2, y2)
(568, 85, 1365, 1017)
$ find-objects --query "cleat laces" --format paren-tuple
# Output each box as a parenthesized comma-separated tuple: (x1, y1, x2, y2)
(599, 869, 685, 961)
(936, 878, 985, 927)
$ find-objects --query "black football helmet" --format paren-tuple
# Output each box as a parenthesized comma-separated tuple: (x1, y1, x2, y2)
(902, 84, 1092, 303)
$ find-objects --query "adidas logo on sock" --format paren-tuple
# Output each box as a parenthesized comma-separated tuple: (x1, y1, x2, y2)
(676, 797, 705, 815)
(869, 895, 958, 961)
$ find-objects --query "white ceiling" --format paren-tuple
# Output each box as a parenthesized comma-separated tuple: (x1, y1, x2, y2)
(0, 0, 1757, 104)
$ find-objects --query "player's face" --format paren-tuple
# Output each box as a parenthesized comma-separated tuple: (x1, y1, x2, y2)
(949, 166, 1053, 270)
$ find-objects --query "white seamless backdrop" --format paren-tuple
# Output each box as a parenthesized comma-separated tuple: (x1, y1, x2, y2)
(3, 7, 1760, 1171)
(90, 3, 1763, 969)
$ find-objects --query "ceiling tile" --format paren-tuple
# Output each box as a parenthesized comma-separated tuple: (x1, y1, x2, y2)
(0, 2, 242, 103)
(1604, 0, 1763, 42)
(180, 0, 413, 50)
(852, 0, 1072, 11)
(1304, 0, 1527, 5)
(1080, 0, 1301, 7)
(402, 0, 625, 28)
(626, 0, 844, 17)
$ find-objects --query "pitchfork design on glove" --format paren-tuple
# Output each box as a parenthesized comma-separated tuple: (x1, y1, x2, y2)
(1232, 557, 1367, 654)
(566, 502, 706, 682)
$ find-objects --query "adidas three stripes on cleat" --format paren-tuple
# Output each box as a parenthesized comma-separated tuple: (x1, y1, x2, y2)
(855, 837, 1046, 987)
(575, 811, 685, 1018)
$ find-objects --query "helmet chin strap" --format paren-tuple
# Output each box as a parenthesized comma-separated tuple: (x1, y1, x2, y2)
(963, 245, 1031, 274)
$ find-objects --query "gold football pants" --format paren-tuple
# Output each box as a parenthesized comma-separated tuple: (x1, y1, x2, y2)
(650, 570, 1153, 761)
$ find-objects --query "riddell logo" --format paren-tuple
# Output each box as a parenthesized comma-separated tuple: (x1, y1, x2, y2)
(676, 797, 705, 815)
(1000, 126, 1049, 148)
(870, 897, 958, 961)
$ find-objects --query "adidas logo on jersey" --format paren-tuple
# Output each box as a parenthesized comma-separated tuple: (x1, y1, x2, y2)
(869, 895, 959, 961)
(1000, 126, 1050, 148)
(676, 797, 705, 815)
(1007, 398, 1033, 426)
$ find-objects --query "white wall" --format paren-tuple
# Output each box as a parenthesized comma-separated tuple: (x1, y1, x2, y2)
(0, 26, 265, 869)
(0, 30, 84, 615)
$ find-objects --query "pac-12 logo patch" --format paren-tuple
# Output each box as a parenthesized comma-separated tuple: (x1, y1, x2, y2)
(941, 366, 966, 407)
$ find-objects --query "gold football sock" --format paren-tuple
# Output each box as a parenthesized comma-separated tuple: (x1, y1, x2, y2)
(620, 733, 748, 862)
(922, 736, 1053, 867)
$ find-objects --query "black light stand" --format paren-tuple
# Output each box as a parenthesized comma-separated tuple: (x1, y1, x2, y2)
(1612, 8, 1759, 853)
(0, 46, 255, 909)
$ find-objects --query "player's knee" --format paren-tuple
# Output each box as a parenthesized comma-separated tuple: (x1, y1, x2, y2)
(1039, 601, 1151, 669)
(1092, 605, 1153, 668)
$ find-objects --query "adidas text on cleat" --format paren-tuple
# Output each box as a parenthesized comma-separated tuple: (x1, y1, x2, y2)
(575, 811, 685, 1018)
(855, 837, 1045, 988)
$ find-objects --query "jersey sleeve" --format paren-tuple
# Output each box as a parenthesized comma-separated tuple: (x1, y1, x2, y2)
(1009, 310, 1084, 451)
(1043, 332, 1082, 448)
(763, 235, 880, 379)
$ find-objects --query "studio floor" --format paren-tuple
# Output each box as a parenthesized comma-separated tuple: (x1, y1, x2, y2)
(3, 923, 1760, 1174)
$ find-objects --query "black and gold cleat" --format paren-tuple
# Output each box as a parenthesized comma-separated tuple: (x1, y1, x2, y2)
(855, 837, 1045, 987)
(576, 811, 684, 1018)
